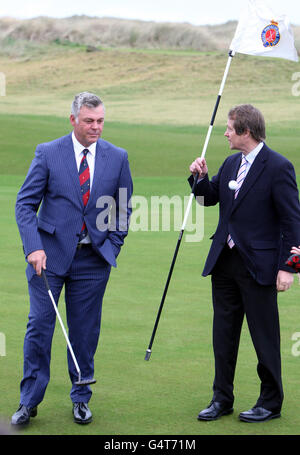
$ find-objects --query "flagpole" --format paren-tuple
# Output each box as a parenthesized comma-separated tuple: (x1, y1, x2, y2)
(144, 50, 235, 361)
(201, 49, 235, 160)
(182, 50, 235, 229)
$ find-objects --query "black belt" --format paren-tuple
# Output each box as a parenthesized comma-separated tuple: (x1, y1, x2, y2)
(77, 243, 92, 250)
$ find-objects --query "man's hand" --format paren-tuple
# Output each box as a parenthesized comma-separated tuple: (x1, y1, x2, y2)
(27, 250, 47, 276)
(189, 157, 208, 179)
(290, 245, 300, 255)
(276, 270, 294, 292)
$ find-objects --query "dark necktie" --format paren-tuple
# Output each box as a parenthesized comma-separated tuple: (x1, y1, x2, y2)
(78, 149, 90, 242)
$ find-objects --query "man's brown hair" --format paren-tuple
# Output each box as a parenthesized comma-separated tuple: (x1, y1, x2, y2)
(228, 104, 266, 142)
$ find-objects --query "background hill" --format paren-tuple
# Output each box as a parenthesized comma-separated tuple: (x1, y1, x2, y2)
(0, 15, 299, 55)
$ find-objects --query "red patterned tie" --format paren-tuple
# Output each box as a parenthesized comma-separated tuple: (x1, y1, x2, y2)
(78, 149, 90, 241)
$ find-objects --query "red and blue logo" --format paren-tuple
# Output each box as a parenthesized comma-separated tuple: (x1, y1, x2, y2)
(261, 20, 281, 47)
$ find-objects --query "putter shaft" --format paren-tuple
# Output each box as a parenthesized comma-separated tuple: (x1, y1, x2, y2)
(41, 270, 81, 380)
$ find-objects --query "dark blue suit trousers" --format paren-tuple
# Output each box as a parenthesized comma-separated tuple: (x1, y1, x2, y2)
(20, 246, 111, 407)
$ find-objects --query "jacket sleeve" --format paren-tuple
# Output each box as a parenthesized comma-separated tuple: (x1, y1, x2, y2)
(107, 151, 133, 258)
(188, 160, 227, 206)
(272, 159, 300, 272)
(15, 145, 48, 257)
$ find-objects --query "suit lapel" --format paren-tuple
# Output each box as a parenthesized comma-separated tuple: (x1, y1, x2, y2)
(57, 136, 110, 209)
(222, 153, 242, 209)
(87, 139, 109, 207)
(229, 154, 242, 206)
(232, 145, 268, 212)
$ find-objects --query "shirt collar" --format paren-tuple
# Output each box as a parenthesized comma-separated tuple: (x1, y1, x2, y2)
(72, 131, 97, 158)
(243, 141, 264, 165)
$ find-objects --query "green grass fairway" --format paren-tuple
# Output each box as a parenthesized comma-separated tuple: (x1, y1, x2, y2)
(2, 171, 300, 436)
(0, 47, 300, 436)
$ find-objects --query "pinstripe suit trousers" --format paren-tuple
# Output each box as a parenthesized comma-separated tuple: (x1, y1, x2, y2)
(20, 246, 111, 407)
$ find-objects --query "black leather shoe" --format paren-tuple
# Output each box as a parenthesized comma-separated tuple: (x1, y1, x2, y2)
(73, 403, 92, 424)
(239, 406, 281, 422)
(197, 401, 233, 421)
(11, 404, 38, 426)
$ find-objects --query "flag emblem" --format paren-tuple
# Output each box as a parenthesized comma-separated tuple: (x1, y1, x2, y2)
(261, 20, 280, 47)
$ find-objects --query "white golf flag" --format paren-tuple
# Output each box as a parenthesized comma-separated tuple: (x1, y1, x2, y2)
(230, 0, 298, 62)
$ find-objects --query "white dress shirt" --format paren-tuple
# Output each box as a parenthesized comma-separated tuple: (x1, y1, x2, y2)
(242, 141, 264, 177)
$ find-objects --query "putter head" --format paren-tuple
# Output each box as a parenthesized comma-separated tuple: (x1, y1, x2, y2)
(74, 378, 97, 386)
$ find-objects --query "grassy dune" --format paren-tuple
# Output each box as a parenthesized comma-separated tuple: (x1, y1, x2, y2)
(0, 45, 299, 128)
(0, 16, 299, 52)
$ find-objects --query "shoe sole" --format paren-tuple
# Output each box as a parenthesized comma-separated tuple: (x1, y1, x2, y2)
(74, 417, 93, 425)
(239, 413, 281, 423)
(11, 420, 30, 428)
(197, 408, 234, 421)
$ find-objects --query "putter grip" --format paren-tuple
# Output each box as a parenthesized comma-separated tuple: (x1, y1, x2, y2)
(41, 269, 50, 291)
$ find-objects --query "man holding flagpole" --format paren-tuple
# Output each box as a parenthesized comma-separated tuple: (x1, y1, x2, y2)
(184, 0, 300, 423)
(189, 104, 300, 422)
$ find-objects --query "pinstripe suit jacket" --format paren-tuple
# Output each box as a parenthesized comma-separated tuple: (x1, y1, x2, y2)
(16, 133, 133, 281)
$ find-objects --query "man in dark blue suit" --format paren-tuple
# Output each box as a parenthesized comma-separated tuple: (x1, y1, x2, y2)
(12, 92, 133, 426)
(189, 104, 300, 423)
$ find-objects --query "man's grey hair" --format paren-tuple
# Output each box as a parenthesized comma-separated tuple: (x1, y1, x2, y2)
(71, 92, 105, 119)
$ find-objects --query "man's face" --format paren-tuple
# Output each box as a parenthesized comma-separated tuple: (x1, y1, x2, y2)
(224, 118, 245, 151)
(70, 104, 105, 147)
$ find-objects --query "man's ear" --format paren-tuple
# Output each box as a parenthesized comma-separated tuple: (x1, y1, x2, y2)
(70, 114, 76, 127)
(242, 128, 251, 140)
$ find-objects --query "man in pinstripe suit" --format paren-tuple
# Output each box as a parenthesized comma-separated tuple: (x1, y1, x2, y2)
(12, 92, 133, 426)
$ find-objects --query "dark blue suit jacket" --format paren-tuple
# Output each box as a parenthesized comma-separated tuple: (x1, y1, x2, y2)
(16, 133, 133, 281)
(189, 144, 300, 285)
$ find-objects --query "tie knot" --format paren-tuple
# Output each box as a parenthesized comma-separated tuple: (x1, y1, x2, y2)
(241, 155, 247, 166)
(83, 149, 89, 157)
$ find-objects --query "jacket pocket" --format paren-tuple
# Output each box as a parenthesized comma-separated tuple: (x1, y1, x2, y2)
(37, 218, 56, 234)
(250, 240, 277, 249)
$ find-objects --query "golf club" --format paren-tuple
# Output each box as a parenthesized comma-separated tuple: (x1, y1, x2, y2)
(41, 269, 96, 386)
